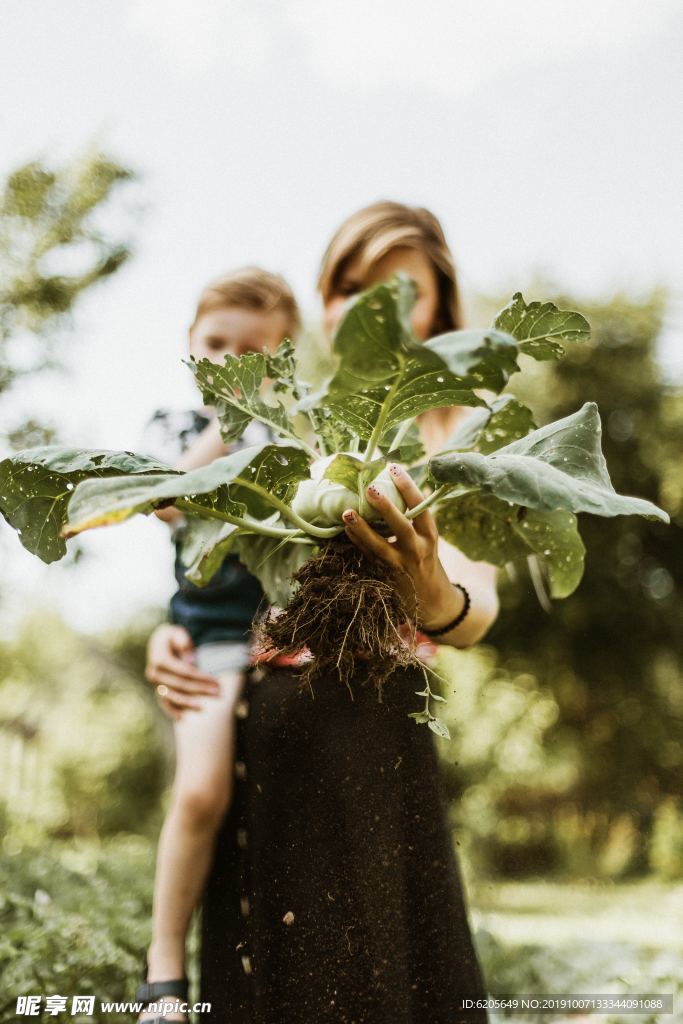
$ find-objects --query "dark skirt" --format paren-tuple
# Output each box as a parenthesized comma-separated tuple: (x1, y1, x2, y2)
(199, 663, 489, 1024)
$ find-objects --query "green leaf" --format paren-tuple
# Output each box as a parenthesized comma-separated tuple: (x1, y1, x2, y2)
(381, 419, 426, 464)
(408, 710, 432, 724)
(430, 402, 669, 522)
(427, 717, 451, 739)
(300, 276, 486, 444)
(425, 328, 520, 392)
(442, 396, 537, 455)
(233, 532, 316, 607)
(264, 338, 302, 397)
(228, 445, 311, 518)
(63, 445, 265, 537)
(322, 453, 363, 491)
(407, 463, 431, 490)
(0, 447, 172, 563)
(2, 162, 56, 218)
(305, 405, 355, 455)
(178, 518, 243, 586)
(188, 352, 310, 450)
(494, 292, 591, 361)
(63, 443, 312, 547)
(436, 493, 586, 598)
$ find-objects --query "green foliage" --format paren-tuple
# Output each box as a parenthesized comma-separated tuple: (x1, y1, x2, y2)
(0, 278, 665, 611)
(0, 611, 194, 1020)
(0, 837, 202, 1024)
(441, 394, 537, 455)
(2, 832, 679, 1022)
(444, 287, 683, 877)
(431, 402, 666, 520)
(649, 798, 683, 879)
(0, 610, 169, 838)
(494, 289, 590, 360)
(0, 149, 135, 452)
(0, 448, 172, 561)
(0, 153, 132, 332)
(0, 276, 671, 747)
(0, 838, 153, 1023)
(438, 496, 585, 599)
(189, 348, 312, 449)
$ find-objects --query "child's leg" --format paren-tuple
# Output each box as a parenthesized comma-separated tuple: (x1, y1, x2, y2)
(143, 658, 246, 1016)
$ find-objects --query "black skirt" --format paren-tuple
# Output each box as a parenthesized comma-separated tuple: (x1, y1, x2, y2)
(199, 663, 489, 1024)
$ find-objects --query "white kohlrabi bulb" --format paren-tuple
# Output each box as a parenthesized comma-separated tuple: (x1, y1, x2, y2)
(291, 453, 406, 528)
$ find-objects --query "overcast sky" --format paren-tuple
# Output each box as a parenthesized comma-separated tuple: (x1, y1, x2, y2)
(1, 0, 681, 634)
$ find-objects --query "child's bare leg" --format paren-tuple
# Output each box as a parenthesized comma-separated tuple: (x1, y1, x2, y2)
(142, 669, 245, 1020)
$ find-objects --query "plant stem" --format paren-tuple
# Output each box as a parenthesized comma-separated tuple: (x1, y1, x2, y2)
(527, 553, 552, 613)
(362, 356, 405, 462)
(405, 483, 480, 520)
(389, 419, 412, 451)
(234, 478, 343, 539)
(404, 484, 449, 519)
(175, 499, 303, 539)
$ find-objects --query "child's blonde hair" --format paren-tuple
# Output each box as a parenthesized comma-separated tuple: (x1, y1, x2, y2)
(191, 266, 301, 337)
(317, 201, 464, 335)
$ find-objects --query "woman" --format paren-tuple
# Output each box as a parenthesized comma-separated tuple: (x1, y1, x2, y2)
(145, 201, 499, 1023)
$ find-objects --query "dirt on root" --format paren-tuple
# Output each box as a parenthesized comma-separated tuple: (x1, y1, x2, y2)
(254, 535, 423, 700)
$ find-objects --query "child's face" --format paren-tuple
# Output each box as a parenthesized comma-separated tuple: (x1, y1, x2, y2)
(189, 306, 290, 365)
(322, 246, 440, 343)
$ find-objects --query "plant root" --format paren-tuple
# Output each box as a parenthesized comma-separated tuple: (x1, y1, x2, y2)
(254, 534, 423, 700)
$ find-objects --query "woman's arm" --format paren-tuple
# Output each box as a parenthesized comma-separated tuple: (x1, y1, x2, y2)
(341, 462, 499, 650)
(427, 538, 499, 647)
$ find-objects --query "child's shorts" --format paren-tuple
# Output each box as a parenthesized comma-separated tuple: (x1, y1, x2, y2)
(195, 641, 251, 677)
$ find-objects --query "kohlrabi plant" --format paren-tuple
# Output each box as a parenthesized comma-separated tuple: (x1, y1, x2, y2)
(0, 275, 669, 737)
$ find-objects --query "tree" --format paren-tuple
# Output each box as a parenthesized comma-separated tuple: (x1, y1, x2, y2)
(474, 284, 683, 873)
(0, 148, 135, 450)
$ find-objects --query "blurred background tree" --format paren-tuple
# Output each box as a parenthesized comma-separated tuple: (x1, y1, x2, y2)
(1, 275, 682, 1017)
(0, 149, 135, 451)
(1, 153, 682, 1005)
(440, 286, 683, 881)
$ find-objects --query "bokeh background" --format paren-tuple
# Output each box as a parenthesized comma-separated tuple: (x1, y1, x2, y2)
(1, 2, 682, 1020)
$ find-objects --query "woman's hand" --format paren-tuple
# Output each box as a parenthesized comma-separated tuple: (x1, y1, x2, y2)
(145, 624, 221, 720)
(341, 462, 499, 647)
(341, 463, 459, 627)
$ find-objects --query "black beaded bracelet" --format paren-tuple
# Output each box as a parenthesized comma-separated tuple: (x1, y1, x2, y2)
(419, 583, 471, 637)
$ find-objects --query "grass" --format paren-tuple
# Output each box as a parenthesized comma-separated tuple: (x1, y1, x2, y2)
(467, 876, 683, 1023)
(2, 835, 681, 1023)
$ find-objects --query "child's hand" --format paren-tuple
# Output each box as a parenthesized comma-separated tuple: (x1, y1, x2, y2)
(145, 624, 220, 719)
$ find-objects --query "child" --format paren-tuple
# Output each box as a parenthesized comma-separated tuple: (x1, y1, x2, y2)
(136, 267, 301, 1023)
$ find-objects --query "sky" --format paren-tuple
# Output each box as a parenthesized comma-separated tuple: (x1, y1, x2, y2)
(0, 0, 681, 634)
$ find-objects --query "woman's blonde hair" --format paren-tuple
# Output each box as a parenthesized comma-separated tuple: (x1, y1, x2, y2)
(191, 266, 301, 337)
(317, 201, 464, 335)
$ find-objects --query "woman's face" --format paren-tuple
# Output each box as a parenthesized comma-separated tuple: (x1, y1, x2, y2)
(322, 246, 440, 342)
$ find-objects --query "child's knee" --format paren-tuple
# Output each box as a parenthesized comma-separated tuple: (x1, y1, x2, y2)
(174, 778, 231, 832)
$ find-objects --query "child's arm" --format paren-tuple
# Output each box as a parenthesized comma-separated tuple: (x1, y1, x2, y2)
(155, 414, 232, 525)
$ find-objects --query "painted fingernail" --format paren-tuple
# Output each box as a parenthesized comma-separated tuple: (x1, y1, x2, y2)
(367, 484, 380, 497)
(388, 463, 402, 476)
(343, 509, 356, 523)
